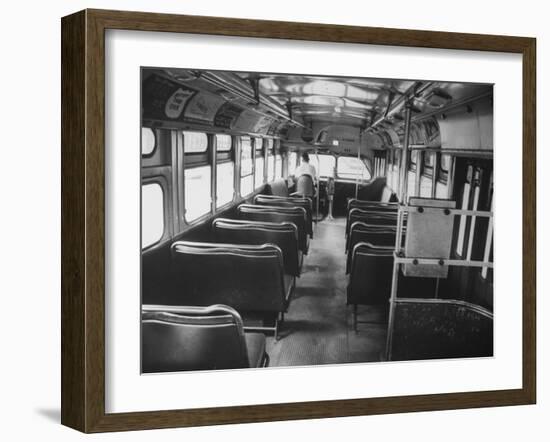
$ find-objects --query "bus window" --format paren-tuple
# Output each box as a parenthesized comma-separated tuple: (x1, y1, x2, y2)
(216, 162, 234, 208)
(288, 152, 297, 175)
(240, 136, 253, 196)
(141, 128, 156, 156)
(420, 175, 432, 197)
(142, 182, 164, 248)
(183, 131, 208, 153)
(337, 156, 370, 180)
(309, 154, 336, 178)
(254, 138, 264, 189)
(267, 155, 275, 181)
(407, 170, 416, 198)
(185, 166, 211, 221)
(275, 155, 282, 178)
(215, 134, 232, 152)
(265, 139, 274, 181)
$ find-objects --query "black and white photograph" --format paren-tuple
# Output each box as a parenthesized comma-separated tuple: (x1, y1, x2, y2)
(140, 68, 494, 373)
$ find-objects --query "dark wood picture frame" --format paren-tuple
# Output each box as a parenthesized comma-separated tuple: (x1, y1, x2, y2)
(61, 8, 536, 433)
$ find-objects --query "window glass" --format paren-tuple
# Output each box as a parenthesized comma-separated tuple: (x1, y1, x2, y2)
(255, 157, 265, 189)
(441, 154, 452, 172)
(256, 138, 265, 151)
(410, 150, 418, 168)
(424, 152, 434, 169)
(407, 170, 416, 198)
(216, 162, 234, 208)
(337, 157, 371, 180)
(288, 152, 297, 175)
(141, 128, 156, 156)
(267, 154, 275, 181)
(142, 183, 164, 248)
(183, 131, 208, 153)
(420, 175, 432, 197)
(216, 134, 232, 152)
(309, 154, 336, 178)
(275, 155, 282, 178)
(241, 175, 254, 196)
(185, 166, 211, 221)
(240, 137, 253, 177)
(435, 182, 448, 198)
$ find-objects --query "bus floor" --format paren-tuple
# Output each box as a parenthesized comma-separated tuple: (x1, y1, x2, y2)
(265, 216, 388, 367)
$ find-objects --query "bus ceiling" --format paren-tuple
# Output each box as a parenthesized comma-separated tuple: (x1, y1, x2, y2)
(142, 68, 493, 155)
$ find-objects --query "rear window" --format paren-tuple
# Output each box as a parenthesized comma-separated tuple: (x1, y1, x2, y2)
(309, 154, 336, 177)
(337, 157, 371, 180)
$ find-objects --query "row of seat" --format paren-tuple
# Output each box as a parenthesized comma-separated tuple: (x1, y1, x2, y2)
(142, 190, 315, 373)
(345, 199, 399, 331)
(345, 199, 438, 332)
(142, 304, 269, 372)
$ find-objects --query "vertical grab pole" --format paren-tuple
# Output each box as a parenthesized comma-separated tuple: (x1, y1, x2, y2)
(386, 100, 413, 361)
(315, 147, 320, 223)
(355, 132, 361, 199)
(399, 101, 412, 204)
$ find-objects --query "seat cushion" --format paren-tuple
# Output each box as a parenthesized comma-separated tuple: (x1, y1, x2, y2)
(245, 332, 267, 367)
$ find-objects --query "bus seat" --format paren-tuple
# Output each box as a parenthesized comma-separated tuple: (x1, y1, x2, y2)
(212, 218, 302, 276)
(237, 204, 309, 254)
(356, 177, 388, 201)
(380, 186, 398, 203)
(293, 174, 315, 198)
(254, 194, 313, 237)
(346, 222, 399, 272)
(389, 299, 493, 361)
(169, 241, 292, 338)
(142, 304, 268, 372)
(265, 178, 289, 197)
(346, 198, 398, 214)
(346, 208, 400, 237)
(347, 242, 394, 330)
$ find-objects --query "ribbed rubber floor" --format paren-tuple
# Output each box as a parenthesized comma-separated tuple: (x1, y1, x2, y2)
(265, 217, 387, 367)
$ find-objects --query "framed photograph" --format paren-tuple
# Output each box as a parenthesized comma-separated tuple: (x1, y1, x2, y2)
(61, 9, 536, 433)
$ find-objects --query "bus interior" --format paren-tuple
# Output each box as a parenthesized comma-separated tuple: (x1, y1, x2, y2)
(141, 68, 494, 373)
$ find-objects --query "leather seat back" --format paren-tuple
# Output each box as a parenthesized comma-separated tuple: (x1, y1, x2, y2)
(347, 242, 394, 306)
(346, 208, 399, 236)
(254, 195, 313, 236)
(347, 199, 398, 214)
(141, 304, 250, 372)
(346, 222, 399, 273)
(212, 218, 301, 276)
(170, 241, 286, 313)
(265, 178, 289, 197)
(295, 174, 315, 197)
(237, 204, 309, 253)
